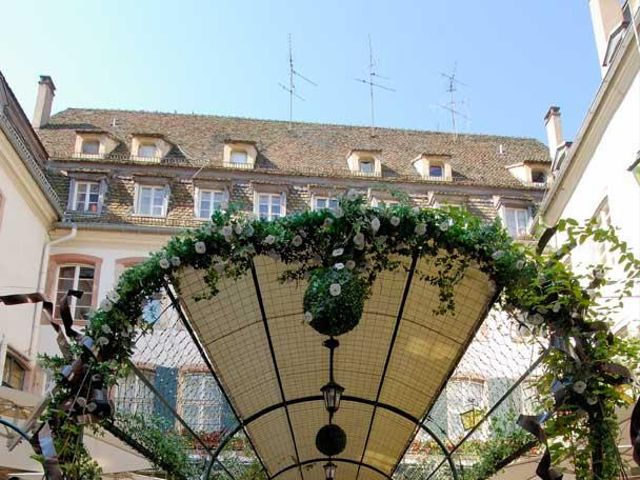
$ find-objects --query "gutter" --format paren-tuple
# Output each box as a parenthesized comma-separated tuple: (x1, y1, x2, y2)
(53, 221, 184, 236)
(537, 7, 640, 225)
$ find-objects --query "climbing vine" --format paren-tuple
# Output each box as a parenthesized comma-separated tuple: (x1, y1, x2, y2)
(38, 194, 640, 479)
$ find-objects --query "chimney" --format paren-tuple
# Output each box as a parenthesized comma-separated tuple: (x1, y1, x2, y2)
(544, 106, 563, 159)
(589, 0, 625, 74)
(32, 75, 55, 129)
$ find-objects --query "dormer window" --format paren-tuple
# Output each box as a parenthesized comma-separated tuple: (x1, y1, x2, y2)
(347, 150, 382, 176)
(531, 169, 547, 184)
(413, 155, 452, 181)
(223, 141, 257, 169)
(230, 150, 248, 165)
(81, 139, 100, 156)
(138, 143, 158, 158)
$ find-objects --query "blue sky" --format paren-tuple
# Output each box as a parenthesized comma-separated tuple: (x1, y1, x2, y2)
(1, 1, 599, 142)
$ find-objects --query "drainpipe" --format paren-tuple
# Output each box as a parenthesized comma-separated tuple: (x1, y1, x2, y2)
(26, 224, 77, 390)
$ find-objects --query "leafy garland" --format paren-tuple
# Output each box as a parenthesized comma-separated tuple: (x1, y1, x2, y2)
(39, 194, 640, 479)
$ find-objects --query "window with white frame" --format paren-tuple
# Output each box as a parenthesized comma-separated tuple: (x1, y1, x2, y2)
(138, 143, 158, 158)
(503, 207, 530, 239)
(230, 150, 248, 164)
(181, 373, 224, 433)
(256, 193, 284, 220)
(196, 189, 225, 219)
(71, 181, 101, 213)
(314, 196, 339, 212)
(81, 139, 100, 156)
(115, 370, 156, 416)
(2, 354, 26, 390)
(54, 265, 95, 321)
(136, 185, 167, 217)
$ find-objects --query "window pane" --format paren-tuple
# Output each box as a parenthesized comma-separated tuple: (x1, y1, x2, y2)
(316, 198, 327, 209)
(138, 144, 157, 158)
(360, 160, 374, 173)
(2, 356, 25, 389)
(230, 151, 248, 164)
(55, 265, 95, 321)
(429, 164, 443, 177)
(81, 140, 100, 155)
(139, 188, 152, 215)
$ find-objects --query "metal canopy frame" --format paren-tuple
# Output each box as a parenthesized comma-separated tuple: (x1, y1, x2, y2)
(156, 253, 532, 480)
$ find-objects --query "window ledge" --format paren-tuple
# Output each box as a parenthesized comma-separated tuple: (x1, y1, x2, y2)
(350, 170, 382, 178)
(223, 161, 255, 170)
(74, 153, 105, 160)
(421, 175, 452, 182)
(131, 213, 168, 219)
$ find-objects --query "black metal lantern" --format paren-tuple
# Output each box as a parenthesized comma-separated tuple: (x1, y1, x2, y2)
(321, 380, 344, 414)
(323, 461, 337, 480)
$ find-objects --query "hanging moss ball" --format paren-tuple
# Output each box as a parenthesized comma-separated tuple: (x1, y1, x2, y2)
(303, 267, 367, 336)
(315, 424, 347, 456)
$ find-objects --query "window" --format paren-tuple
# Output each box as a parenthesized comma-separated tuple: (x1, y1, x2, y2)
(138, 143, 158, 158)
(230, 150, 248, 164)
(136, 185, 167, 217)
(531, 169, 546, 183)
(181, 373, 224, 433)
(197, 189, 225, 219)
(314, 197, 339, 212)
(116, 371, 155, 416)
(503, 207, 530, 238)
(257, 193, 284, 220)
(54, 265, 95, 321)
(372, 197, 400, 208)
(429, 163, 444, 178)
(81, 139, 100, 156)
(71, 181, 100, 213)
(2, 354, 26, 390)
(359, 158, 375, 174)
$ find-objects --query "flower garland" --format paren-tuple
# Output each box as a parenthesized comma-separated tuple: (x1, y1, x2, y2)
(38, 194, 640, 479)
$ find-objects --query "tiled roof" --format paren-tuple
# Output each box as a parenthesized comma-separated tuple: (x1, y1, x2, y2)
(39, 108, 549, 189)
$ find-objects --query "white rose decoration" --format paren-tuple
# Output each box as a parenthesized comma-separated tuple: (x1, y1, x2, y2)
(345, 260, 356, 270)
(390, 216, 400, 227)
(303, 311, 313, 324)
(323, 217, 334, 228)
(222, 225, 233, 237)
(159, 258, 171, 269)
(264, 234, 276, 245)
(492, 250, 504, 260)
(106, 291, 120, 303)
(214, 262, 226, 274)
(439, 221, 449, 231)
(415, 223, 427, 235)
(100, 299, 113, 312)
(234, 224, 243, 235)
(244, 225, 255, 237)
(334, 207, 344, 218)
(353, 232, 365, 246)
(332, 248, 344, 257)
(334, 263, 345, 270)
(170, 256, 181, 267)
(515, 259, 525, 270)
(195, 241, 207, 254)
(572, 380, 587, 394)
(292, 235, 303, 247)
(101, 324, 112, 335)
(329, 283, 342, 297)
(371, 217, 381, 233)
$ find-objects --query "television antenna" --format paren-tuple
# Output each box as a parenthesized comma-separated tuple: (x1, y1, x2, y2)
(438, 62, 469, 138)
(279, 34, 317, 129)
(355, 35, 395, 136)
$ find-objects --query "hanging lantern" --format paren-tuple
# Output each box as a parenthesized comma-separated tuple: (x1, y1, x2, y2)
(321, 380, 345, 414)
(323, 461, 337, 480)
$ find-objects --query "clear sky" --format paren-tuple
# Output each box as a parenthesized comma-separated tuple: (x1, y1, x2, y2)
(1, 1, 600, 143)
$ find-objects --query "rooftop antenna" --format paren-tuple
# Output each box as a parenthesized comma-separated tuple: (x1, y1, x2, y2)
(439, 62, 469, 139)
(355, 35, 395, 137)
(279, 34, 317, 129)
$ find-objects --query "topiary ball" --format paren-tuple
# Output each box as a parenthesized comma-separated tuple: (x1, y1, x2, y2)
(315, 424, 347, 456)
(303, 267, 367, 336)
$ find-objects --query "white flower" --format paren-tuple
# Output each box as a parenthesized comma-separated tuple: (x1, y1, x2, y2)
(222, 225, 233, 237)
(371, 217, 381, 233)
(492, 250, 504, 260)
(292, 235, 303, 247)
(264, 234, 276, 245)
(100, 299, 113, 312)
(159, 258, 171, 269)
(353, 232, 365, 246)
(97, 337, 109, 347)
(439, 221, 449, 231)
(332, 248, 344, 257)
(195, 241, 207, 254)
(101, 324, 112, 335)
(214, 262, 226, 274)
(529, 313, 544, 326)
(552, 302, 561, 313)
(106, 291, 120, 303)
(329, 283, 342, 296)
(334, 263, 345, 270)
(415, 223, 427, 235)
(170, 256, 181, 267)
(412, 206, 421, 214)
(234, 224, 243, 235)
(587, 396, 598, 405)
(346, 260, 356, 270)
(334, 207, 344, 218)
(390, 216, 400, 227)
(515, 259, 525, 270)
(572, 380, 587, 394)
(244, 225, 255, 237)
(304, 311, 313, 324)
(347, 189, 359, 200)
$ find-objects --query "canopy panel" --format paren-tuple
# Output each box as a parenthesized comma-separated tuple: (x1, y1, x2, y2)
(175, 253, 497, 480)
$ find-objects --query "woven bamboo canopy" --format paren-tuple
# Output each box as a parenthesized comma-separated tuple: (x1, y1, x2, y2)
(174, 253, 497, 480)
